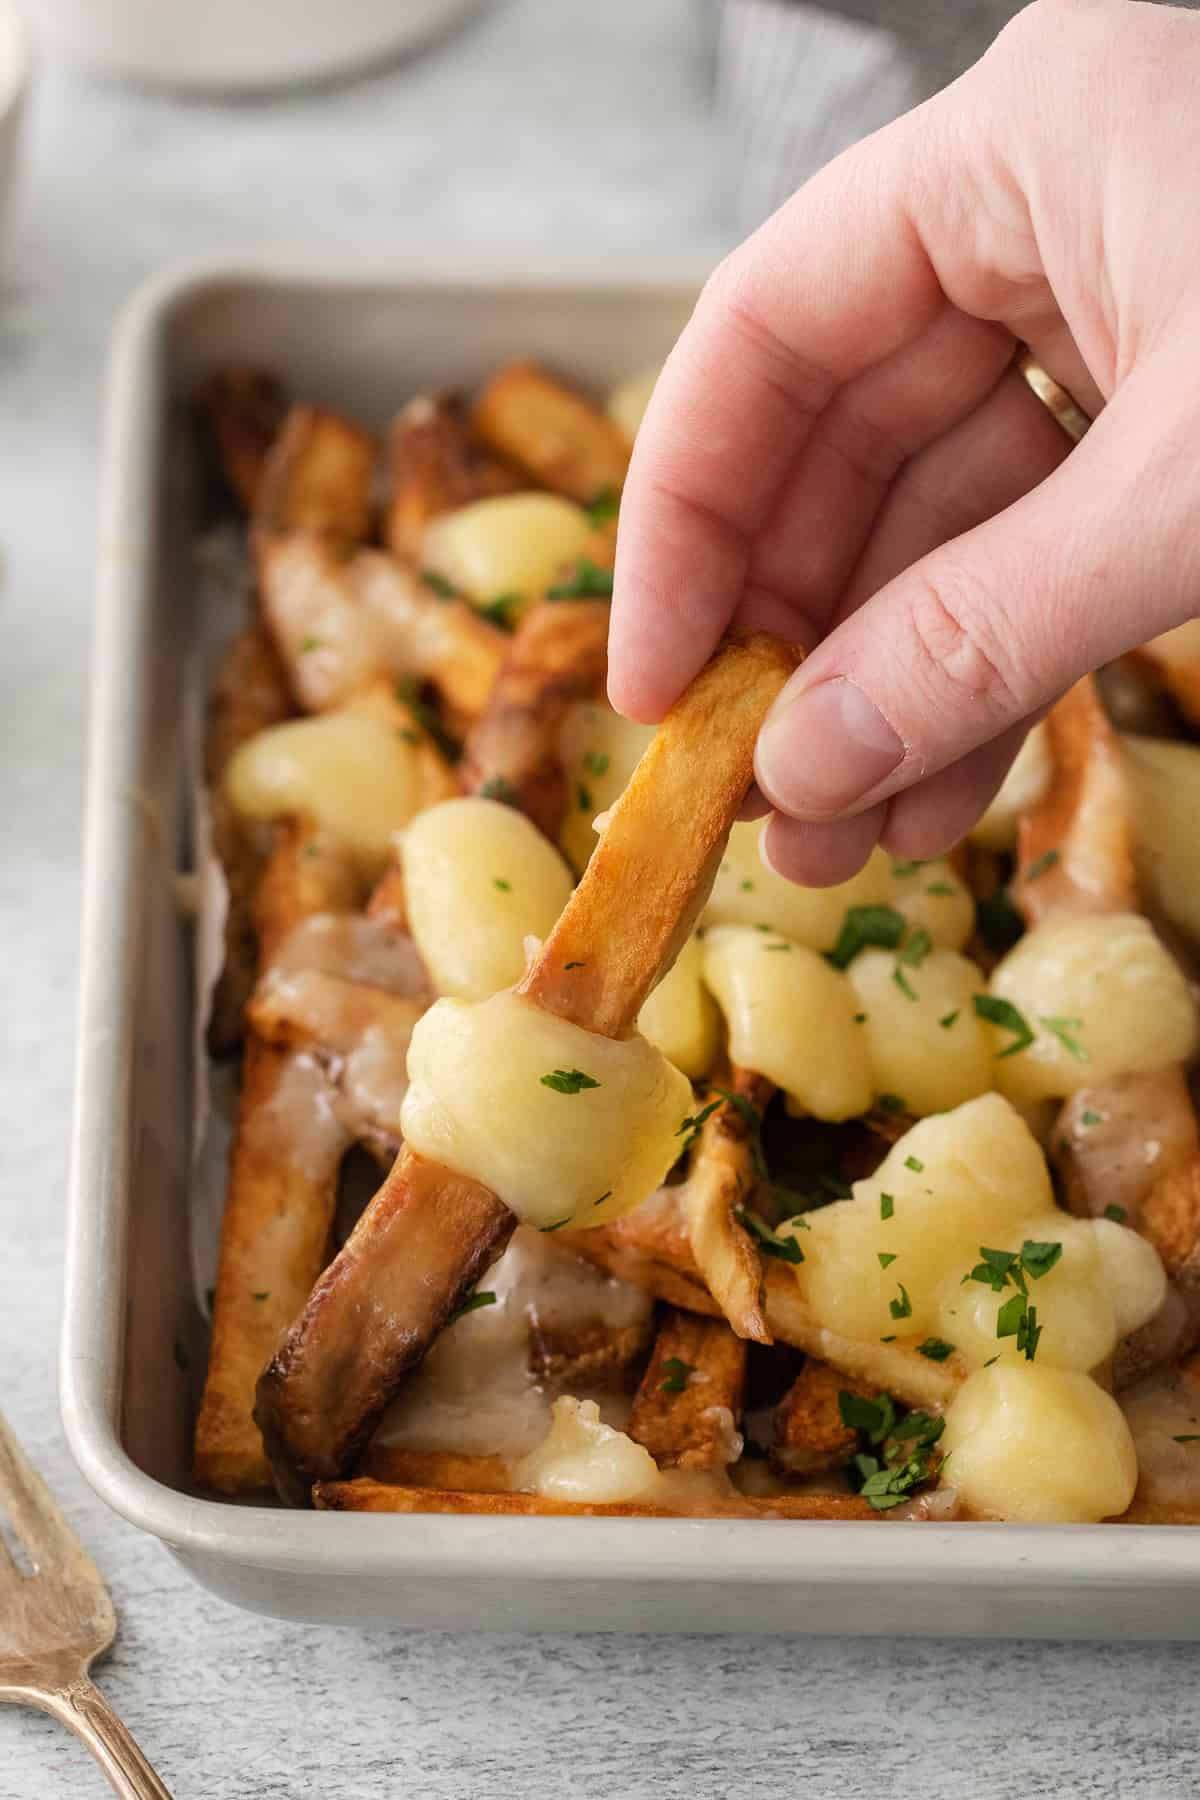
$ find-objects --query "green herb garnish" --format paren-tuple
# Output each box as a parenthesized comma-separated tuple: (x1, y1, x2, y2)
(479, 593, 520, 627)
(660, 1356, 695, 1394)
(577, 781, 592, 811)
(878, 1251, 898, 1269)
(926, 881, 956, 896)
(546, 558, 614, 600)
(450, 1289, 497, 1324)
(586, 486, 621, 529)
(889, 1283, 913, 1321)
(713, 1087, 767, 1178)
(1020, 1238, 1064, 1280)
(825, 904, 906, 970)
(740, 879, 755, 892)
(1103, 1203, 1127, 1224)
(976, 887, 1025, 953)
(904, 1155, 924, 1173)
(916, 1338, 955, 1362)
(1040, 1015, 1089, 1061)
(493, 877, 512, 892)
(737, 1207, 804, 1264)
(1081, 1109, 1103, 1127)
(838, 1391, 897, 1444)
(1024, 848, 1061, 882)
(676, 1099, 721, 1155)
(540, 1068, 600, 1095)
(973, 994, 1035, 1056)
(564, 960, 586, 970)
(583, 748, 610, 777)
(422, 570, 458, 598)
(877, 1093, 907, 1115)
(893, 928, 933, 1001)
(880, 1193, 895, 1221)
(480, 775, 519, 805)
(938, 1010, 959, 1030)
(299, 635, 322, 653)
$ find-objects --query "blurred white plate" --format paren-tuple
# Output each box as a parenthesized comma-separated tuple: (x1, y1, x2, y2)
(36, 0, 484, 94)
(0, 1, 28, 225)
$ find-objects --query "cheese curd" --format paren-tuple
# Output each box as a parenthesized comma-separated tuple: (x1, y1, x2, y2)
(796, 1095, 1051, 1340)
(226, 711, 421, 873)
(558, 701, 657, 872)
(886, 859, 974, 950)
(401, 797, 574, 1001)
(421, 493, 593, 619)
(637, 934, 720, 1080)
(942, 1363, 1138, 1523)
(987, 912, 1198, 1104)
(400, 989, 692, 1230)
(940, 1217, 1117, 1374)
(846, 946, 993, 1117)
(701, 925, 872, 1121)
(514, 1397, 662, 1503)
(1122, 736, 1200, 944)
(704, 821, 893, 948)
(607, 365, 660, 443)
(968, 722, 1052, 851)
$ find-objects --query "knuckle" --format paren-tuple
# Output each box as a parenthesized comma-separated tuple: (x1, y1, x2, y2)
(902, 561, 1022, 725)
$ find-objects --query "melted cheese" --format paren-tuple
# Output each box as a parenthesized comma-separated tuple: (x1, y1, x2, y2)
(226, 712, 421, 873)
(557, 702, 657, 873)
(421, 493, 593, 618)
(400, 989, 692, 1230)
(987, 912, 1198, 1104)
(704, 821, 893, 948)
(607, 365, 660, 442)
(942, 1363, 1137, 1523)
(514, 1397, 734, 1507)
(401, 797, 574, 1000)
(968, 723, 1052, 851)
(846, 946, 993, 1117)
(1122, 735, 1200, 944)
(701, 925, 872, 1121)
(637, 934, 720, 1079)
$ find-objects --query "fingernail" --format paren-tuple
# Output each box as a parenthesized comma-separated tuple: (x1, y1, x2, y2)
(755, 678, 904, 818)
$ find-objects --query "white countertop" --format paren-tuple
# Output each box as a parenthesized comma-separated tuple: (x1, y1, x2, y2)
(3, 2, 1200, 1793)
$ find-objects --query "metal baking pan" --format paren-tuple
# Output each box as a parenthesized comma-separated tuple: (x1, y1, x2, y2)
(61, 260, 1200, 1634)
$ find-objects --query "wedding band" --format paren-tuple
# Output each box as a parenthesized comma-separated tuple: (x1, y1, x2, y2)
(1016, 348, 1092, 444)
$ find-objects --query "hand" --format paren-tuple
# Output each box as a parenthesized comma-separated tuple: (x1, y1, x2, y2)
(608, 0, 1200, 885)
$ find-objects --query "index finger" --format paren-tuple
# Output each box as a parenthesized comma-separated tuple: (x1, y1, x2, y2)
(607, 107, 946, 722)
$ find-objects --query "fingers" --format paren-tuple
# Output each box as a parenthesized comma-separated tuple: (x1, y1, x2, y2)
(879, 718, 1044, 861)
(755, 364, 1200, 827)
(608, 102, 949, 722)
(762, 803, 889, 890)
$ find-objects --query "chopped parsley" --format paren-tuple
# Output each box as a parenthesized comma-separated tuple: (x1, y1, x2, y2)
(893, 928, 933, 1001)
(540, 1216, 572, 1233)
(1040, 1015, 1089, 1061)
(880, 1334, 897, 1343)
(904, 1155, 924, 1173)
(1081, 1109, 1104, 1127)
(841, 1398, 944, 1511)
(450, 1289, 497, 1324)
(676, 1099, 721, 1155)
(394, 676, 463, 763)
(480, 775, 519, 805)
(926, 881, 956, 896)
(586, 486, 621, 529)
(880, 1193, 895, 1221)
(593, 1190, 613, 1208)
(397, 726, 419, 745)
(582, 748, 610, 777)
(577, 781, 593, 811)
(737, 1206, 804, 1265)
(540, 1068, 600, 1095)
(825, 904, 906, 970)
(877, 1093, 907, 1115)
(1020, 1238, 1064, 1281)
(890, 859, 929, 878)
(1173, 1435, 1200, 1444)
(917, 1338, 955, 1362)
(298, 635, 322, 653)
(973, 993, 1035, 1056)
(546, 558, 614, 600)
(889, 1283, 913, 1321)
(252, 1291, 270, 1302)
(1024, 848, 1061, 882)
(493, 877, 512, 892)
(938, 1010, 959, 1030)
(764, 941, 792, 952)
(1104, 1203, 1128, 1224)
(983, 1355, 1000, 1368)
(854, 1011, 868, 1023)
(479, 593, 520, 628)
(302, 843, 322, 859)
(976, 886, 1025, 953)
(422, 570, 458, 599)
(740, 879, 755, 892)
(660, 1356, 694, 1394)
(564, 960, 587, 970)
(878, 1251, 898, 1269)
(837, 1391, 896, 1443)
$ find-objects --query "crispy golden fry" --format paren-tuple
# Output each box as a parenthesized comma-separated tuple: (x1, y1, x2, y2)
(313, 1477, 877, 1519)
(528, 1314, 654, 1391)
(203, 627, 295, 1055)
(771, 1359, 866, 1477)
(255, 533, 507, 723)
(1141, 1155, 1200, 1299)
(254, 404, 376, 542)
(253, 821, 365, 965)
(1014, 677, 1137, 922)
(518, 631, 802, 1036)
(197, 368, 287, 512)
(460, 597, 610, 836)
(561, 1187, 722, 1317)
(256, 632, 798, 1502)
(255, 1149, 516, 1504)
(359, 1446, 513, 1492)
(681, 1069, 773, 1344)
(384, 392, 522, 561)
(473, 361, 631, 504)
(627, 1310, 747, 1471)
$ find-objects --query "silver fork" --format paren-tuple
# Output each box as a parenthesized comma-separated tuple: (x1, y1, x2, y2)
(0, 1409, 171, 1797)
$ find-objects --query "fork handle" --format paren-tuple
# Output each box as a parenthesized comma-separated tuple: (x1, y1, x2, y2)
(40, 1676, 172, 1798)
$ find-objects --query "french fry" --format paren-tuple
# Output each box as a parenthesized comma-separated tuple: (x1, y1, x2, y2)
(528, 1313, 655, 1391)
(203, 626, 295, 1055)
(254, 404, 376, 542)
(627, 1310, 747, 1471)
(473, 361, 631, 505)
(384, 392, 522, 561)
(1014, 677, 1137, 922)
(359, 1446, 513, 1492)
(255, 632, 801, 1500)
(255, 533, 508, 723)
(681, 1069, 773, 1344)
(197, 368, 288, 513)
(1127, 623, 1200, 731)
(460, 597, 610, 836)
(313, 1477, 877, 1520)
(560, 1187, 723, 1317)
(771, 1359, 866, 1477)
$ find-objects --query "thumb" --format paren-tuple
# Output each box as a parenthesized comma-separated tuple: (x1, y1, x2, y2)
(753, 364, 1200, 824)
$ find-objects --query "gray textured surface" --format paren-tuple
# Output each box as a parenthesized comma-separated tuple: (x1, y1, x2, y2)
(2, 1, 1200, 1794)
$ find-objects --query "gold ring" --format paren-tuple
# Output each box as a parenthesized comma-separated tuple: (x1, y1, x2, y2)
(1016, 348, 1092, 444)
